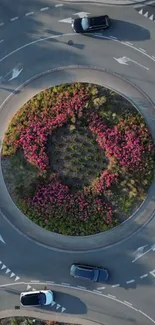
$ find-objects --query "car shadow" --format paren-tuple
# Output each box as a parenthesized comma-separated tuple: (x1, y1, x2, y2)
(82, 19, 150, 42)
(109, 19, 150, 41)
(39, 291, 87, 314)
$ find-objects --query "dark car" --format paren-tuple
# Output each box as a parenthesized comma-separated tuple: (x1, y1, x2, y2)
(72, 15, 111, 34)
(70, 264, 109, 282)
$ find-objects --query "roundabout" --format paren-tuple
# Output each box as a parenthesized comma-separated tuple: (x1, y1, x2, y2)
(0, 1, 155, 325)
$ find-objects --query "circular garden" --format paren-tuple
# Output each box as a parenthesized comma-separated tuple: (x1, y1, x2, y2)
(1, 82, 155, 235)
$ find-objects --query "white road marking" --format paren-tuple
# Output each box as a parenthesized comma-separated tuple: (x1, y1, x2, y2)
(0, 281, 155, 323)
(40, 7, 49, 11)
(0, 39, 4, 44)
(73, 12, 90, 18)
(25, 12, 34, 16)
(140, 273, 148, 279)
(139, 48, 146, 52)
(94, 290, 102, 294)
(132, 244, 155, 263)
(97, 286, 105, 290)
(0, 235, 5, 244)
(26, 285, 31, 290)
(56, 304, 61, 310)
(10, 17, 18, 21)
(149, 14, 154, 21)
(32, 288, 36, 291)
(15, 276, 20, 281)
(93, 290, 102, 293)
(59, 18, 73, 23)
(9, 68, 23, 81)
(55, 4, 64, 7)
(152, 56, 155, 60)
(5, 268, 10, 274)
(30, 280, 39, 282)
(132, 245, 148, 262)
(51, 301, 56, 306)
(114, 56, 149, 70)
(109, 36, 118, 39)
(10, 272, 15, 278)
(138, 8, 143, 14)
(108, 294, 116, 298)
(124, 301, 133, 306)
(126, 279, 135, 284)
(144, 11, 149, 17)
(61, 307, 66, 312)
(139, 310, 155, 324)
(1, 264, 6, 270)
(150, 269, 155, 277)
(0, 22, 4, 27)
(112, 284, 120, 288)
(125, 42, 133, 45)
(114, 56, 128, 65)
(46, 281, 55, 284)
(61, 282, 70, 286)
(77, 286, 86, 289)
(0, 32, 155, 67)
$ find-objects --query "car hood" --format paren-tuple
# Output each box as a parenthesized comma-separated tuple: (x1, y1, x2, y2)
(45, 290, 53, 305)
(98, 269, 109, 282)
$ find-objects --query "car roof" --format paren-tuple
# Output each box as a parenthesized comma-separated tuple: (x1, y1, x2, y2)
(75, 265, 94, 279)
(21, 293, 40, 305)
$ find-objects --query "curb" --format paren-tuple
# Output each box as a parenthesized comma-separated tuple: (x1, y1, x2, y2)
(56, 0, 155, 6)
(0, 310, 98, 325)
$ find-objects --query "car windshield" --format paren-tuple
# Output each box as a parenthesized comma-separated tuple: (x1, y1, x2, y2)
(93, 269, 99, 281)
(81, 17, 89, 31)
(39, 293, 46, 305)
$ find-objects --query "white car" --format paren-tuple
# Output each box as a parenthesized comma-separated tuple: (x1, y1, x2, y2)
(20, 290, 54, 307)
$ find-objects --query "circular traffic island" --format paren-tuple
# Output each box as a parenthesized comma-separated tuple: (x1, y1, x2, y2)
(1, 82, 155, 236)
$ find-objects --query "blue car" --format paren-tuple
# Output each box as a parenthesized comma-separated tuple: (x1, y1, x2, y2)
(70, 264, 109, 282)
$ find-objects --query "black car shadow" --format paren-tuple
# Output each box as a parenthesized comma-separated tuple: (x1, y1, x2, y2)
(82, 19, 150, 42)
(38, 291, 87, 314)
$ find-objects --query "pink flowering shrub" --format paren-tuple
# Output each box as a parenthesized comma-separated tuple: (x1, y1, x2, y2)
(88, 112, 153, 172)
(25, 174, 115, 234)
(2, 86, 89, 170)
(93, 170, 118, 194)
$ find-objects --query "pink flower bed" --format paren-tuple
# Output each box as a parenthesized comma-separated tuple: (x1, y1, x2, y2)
(88, 112, 153, 171)
(2, 83, 154, 235)
(27, 175, 113, 225)
(13, 88, 89, 170)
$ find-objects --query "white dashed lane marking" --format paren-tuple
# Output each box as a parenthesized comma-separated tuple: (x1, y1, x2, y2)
(112, 284, 120, 288)
(61, 282, 70, 286)
(108, 294, 116, 299)
(139, 48, 146, 52)
(140, 273, 148, 279)
(126, 279, 135, 284)
(25, 12, 34, 16)
(125, 41, 133, 46)
(10, 17, 18, 21)
(77, 286, 86, 289)
(124, 301, 133, 306)
(55, 4, 64, 7)
(40, 7, 49, 11)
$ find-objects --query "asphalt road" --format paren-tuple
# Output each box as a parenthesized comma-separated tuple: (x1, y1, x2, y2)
(0, 1, 155, 325)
